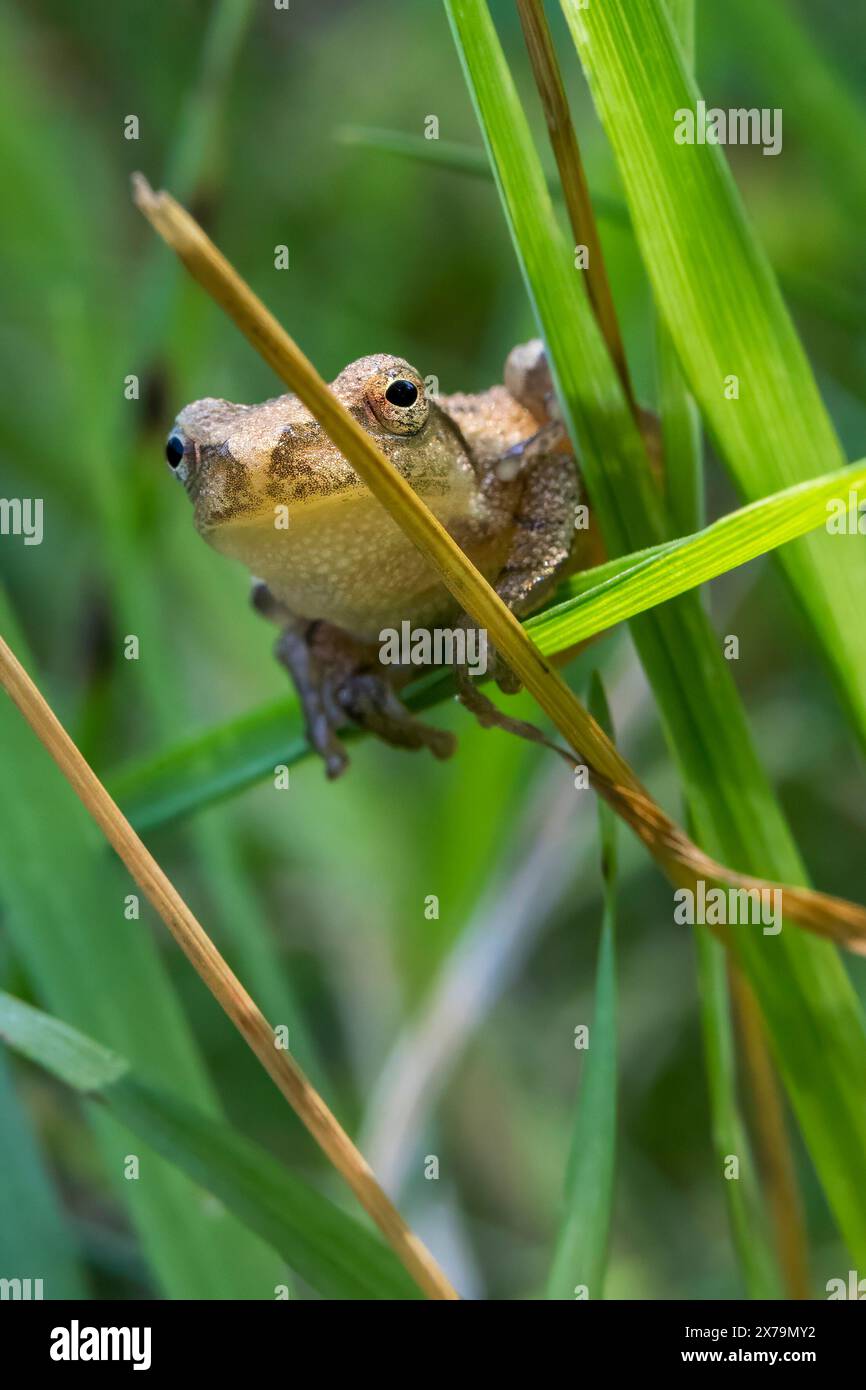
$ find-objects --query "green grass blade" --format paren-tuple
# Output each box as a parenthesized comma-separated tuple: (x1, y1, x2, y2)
(0, 993, 420, 1301)
(694, 936, 782, 1297)
(108, 696, 306, 831)
(445, 0, 866, 1272)
(560, 0, 866, 750)
(0, 1053, 89, 1298)
(529, 461, 866, 656)
(0, 0, 319, 1117)
(336, 124, 859, 335)
(0, 592, 281, 1298)
(135, 0, 257, 360)
(336, 122, 509, 178)
(657, 330, 702, 542)
(663, 0, 782, 1299)
(108, 670, 453, 832)
(334, 122, 629, 225)
(546, 673, 617, 1300)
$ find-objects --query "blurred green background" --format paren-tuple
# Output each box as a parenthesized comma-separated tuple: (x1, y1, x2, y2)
(0, 0, 864, 1299)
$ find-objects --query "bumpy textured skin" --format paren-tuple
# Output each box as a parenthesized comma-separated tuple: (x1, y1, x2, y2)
(169, 340, 580, 774)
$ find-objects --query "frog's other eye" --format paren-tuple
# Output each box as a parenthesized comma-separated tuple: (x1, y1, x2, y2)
(366, 371, 429, 435)
(165, 432, 189, 481)
(165, 433, 185, 469)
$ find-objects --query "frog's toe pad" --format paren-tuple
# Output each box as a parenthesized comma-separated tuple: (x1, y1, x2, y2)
(493, 661, 522, 695)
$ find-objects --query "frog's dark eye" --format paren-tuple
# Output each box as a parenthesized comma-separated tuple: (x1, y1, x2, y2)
(366, 369, 429, 435)
(385, 379, 419, 408)
(165, 433, 186, 470)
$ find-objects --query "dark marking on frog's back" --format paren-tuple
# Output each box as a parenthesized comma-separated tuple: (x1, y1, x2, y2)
(265, 424, 360, 505)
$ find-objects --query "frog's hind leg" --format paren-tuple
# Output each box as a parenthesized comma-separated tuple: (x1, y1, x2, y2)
(251, 580, 456, 778)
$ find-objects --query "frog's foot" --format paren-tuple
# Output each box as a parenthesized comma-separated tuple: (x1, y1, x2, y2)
(252, 587, 456, 776)
(279, 624, 456, 777)
(333, 665, 457, 765)
(271, 621, 350, 779)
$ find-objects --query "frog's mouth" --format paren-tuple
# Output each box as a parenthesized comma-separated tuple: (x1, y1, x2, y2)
(200, 486, 359, 549)
(164, 430, 258, 524)
(186, 416, 368, 530)
(194, 464, 367, 541)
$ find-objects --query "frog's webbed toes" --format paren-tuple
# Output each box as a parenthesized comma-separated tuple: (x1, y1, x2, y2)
(273, 619, 455, 775)
(273, 624, 350, 778)
(338, 671, 456, 761)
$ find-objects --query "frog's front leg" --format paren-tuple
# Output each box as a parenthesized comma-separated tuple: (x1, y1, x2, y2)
(251, 582, 456, 777)
(453, 346, 581, 701)
(492, 449, 580, 619)
(451, 444, 582, 751)
(457, 447, 581, 699)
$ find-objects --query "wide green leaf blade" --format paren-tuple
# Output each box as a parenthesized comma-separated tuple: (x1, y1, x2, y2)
(529, 461, 866, 656)
(0, 1052, 89, 1298)
(445, 0, 866, 1274)
(662, 0, 782, 1298)
(0, 992, 420, 1301)
(694, 935, 782, 1297)
(560, 0, 866, 749)
(0, 592, 281, 1298)
(546, 674, 617, 1300)
(108, 670, 453, 832)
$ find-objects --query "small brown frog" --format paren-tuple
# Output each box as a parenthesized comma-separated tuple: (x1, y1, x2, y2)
(166, 340, 582, 776)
